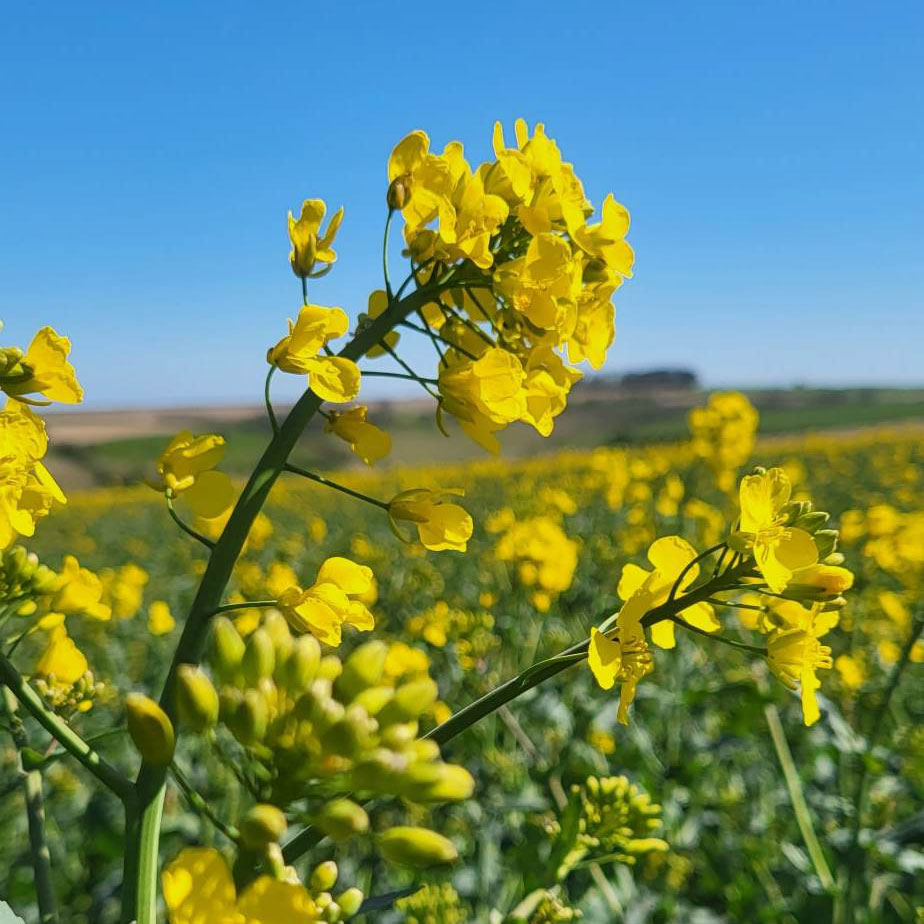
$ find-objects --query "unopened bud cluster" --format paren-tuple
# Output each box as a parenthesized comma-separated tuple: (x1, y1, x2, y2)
(395, 882, 467, 924)
(0, 545, 58, 608)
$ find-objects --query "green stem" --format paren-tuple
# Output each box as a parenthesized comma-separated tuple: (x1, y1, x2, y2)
(264, 366, 279, 435)
(0, 654, 134, 802)
(383, 208, 395, 298)
(284, 463, 390, 510)
(381, 342, 440, 400)
(24, 768, 58, 923)
(170, 760, 239, 842)
(670, 616, 767, 655)
(126, 277, 450, 923)
(211, 600, 278, 616)
(3, 688, 58, 923)
(764, 703, 836, 892)
(359, 370, 439, 384)
(165, 494, 215, 549)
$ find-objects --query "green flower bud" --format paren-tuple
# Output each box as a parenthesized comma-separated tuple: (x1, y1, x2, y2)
(209, 617, 245, 683)
(315, 798, 370, 842)
(125, 693, 175, 766)
(387, 176, 411, 211)
(378, 679, 438, 726)
(381, 721, 419, 749)
(321, 704, 375, 757)
(352, 685, 394, 716)
(406, 763, 475, 802)
(351, 749, 406, 790)
(813, 529, 839, 559)
(230, 689, 269, 744)
(310, 860, 339, 892)
(219, 685, 243, 723)
(176, 665, 219, 733)
(379, 826, 458, 868)
(323, 902, 343, 923)
(242, 628, 276, 686)
(284, 635, 321, 690)
(318, 655, 343, 682)
(239, 803, 287, 848)
(336, 888, 364, 918)
(795, 511, 829, 533)
(335, 641, 388, 701)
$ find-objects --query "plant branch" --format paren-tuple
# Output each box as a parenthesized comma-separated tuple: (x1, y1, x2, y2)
(284, 463, 390, 510)
(165, 494, 215, 550)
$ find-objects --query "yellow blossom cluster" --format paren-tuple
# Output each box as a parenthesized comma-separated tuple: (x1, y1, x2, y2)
(689, 391, 759, 492)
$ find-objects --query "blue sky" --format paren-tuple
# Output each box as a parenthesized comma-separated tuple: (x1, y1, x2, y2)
(2, 0, 922, 408)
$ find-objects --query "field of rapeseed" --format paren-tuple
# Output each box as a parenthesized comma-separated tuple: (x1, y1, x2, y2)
(3, 414, 921, 923)
(1, 119, 921, 924)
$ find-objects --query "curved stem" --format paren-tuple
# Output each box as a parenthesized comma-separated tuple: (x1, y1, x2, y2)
(284, 463, 390, 510)
(670, 616, 767, 655)
(165, 494, 215, 549)
(381, 342, 440, 400)
(383, 208, 395, 298)
(666, 542, 726, 604)
(170, 760, 239, 842)
(211, 600, 278, 616)
(359, 370, 439, 384)
(264, 366, 279, 435)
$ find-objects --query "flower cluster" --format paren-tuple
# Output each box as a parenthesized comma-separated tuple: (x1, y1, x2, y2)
(382, 120, 633, 453)
(689, 391, 759, 492)
(155, 430, 235, 519)
(588, 466, 852, 727)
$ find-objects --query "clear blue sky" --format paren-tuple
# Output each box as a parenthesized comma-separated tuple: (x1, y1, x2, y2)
(2, 0, 922, 408)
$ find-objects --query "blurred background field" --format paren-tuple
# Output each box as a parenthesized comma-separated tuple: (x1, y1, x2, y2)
(7, 401, 923, 923)
(43, 380, 924, 490)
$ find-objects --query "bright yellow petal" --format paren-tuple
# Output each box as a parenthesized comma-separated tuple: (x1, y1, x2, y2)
(588, 627, 621, 690)
(162, 847, 238, 924)
(649, 620, 676, 649)
(617, 563, 649, 601)
(316, 556, 373, 596)
(181, 471, 234, 519)
(305, 357, 361, 403)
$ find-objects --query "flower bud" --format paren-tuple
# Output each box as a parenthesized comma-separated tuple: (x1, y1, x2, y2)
(404, 763, 475, 802)
(318, 655, 343, 682)
(176, 664, 219, 732)
(310, 860, 339, 892)
(209, 617, 245, 682)
(795, 511, 829, 533)
(315, 798, 370, 842)
(321, 704, 376, 757)
(335, 641, 387, 701)
(387, 176, 411, 211)
(283, 635, 321, 690)
(378, 679, 438, 725)
(125, 693, 175, 766)
(336, 888, 364, 917)
(239, 803, 287, 848)
(379, 827, 458, 867)
(230, 689, 269, 744)
(813, 529, 839, 560)
(242, 628, 276, 686)
(352, 685, 394, 716)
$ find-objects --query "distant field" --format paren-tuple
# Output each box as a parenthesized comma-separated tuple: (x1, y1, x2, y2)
(44, 385, 924, 488)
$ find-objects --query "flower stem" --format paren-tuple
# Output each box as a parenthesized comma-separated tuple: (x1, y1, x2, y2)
(165, 494, 215, 549)
(264, 365, 279, 435)
(284, 463, 390, 510)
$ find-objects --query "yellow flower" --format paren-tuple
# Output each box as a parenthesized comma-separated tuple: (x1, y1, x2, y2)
(276, 556, 375, 646)
(359, 290, 400, 358)
(767, 604, 833, 726)
(267, 304, 350, 373)
(388, 488, 473, 552)
(834, 654, 865, 691)
(567, 290, 615, 369)
(588, 591, 654, 725)
(0, 327, 84, 406)
(35, 626, 88, 686)
(325, 406, 391, 465)
(148, 601, 176, 636)
(288, 199, 344, 278)
(51, 555, 112, 621)
(437, 171, 509, 269)
(617, 536, 720, 649)
(0, 401, 66, 548)
(163, 847, 317, 924)
(157, 431, 235, 519)
(267, 305, 360, 404)
(736, 468, 817, 593)
(520, 348, 582, 437)
(572, 193, 635, 279)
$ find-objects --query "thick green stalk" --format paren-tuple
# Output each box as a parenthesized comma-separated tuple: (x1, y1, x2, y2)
(123, 279, 447, 924)
(23, 768, 58, 924)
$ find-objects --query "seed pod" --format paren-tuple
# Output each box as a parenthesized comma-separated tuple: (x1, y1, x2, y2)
(209, 617, 245, 682)
(335, 641, 388, 702)
(315, 798, 370, 841)
(336, 888, 364, 918)
(125, 693, 175, 766)
(379, 827, 458, 868)
(242, 628, 276, 686)
(239, 803, 287, 848)
(310, 860, 339, 892)
(378, 678, 438, 726)
(175, 665, 219, 733)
